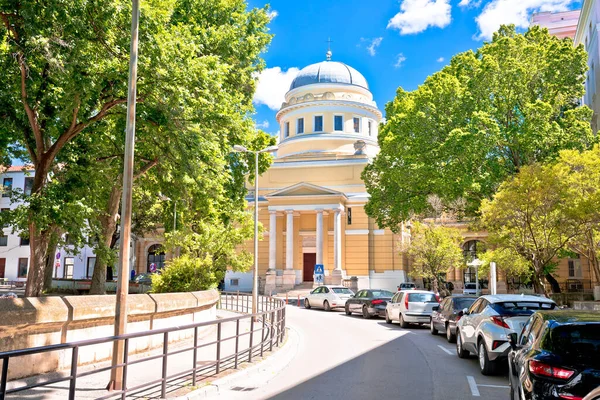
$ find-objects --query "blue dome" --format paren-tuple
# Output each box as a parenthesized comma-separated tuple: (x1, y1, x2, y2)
(290, 61, 369, 91)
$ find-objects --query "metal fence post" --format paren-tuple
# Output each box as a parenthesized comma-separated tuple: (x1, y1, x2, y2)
(261, 315, 266, 357)
(161, 332, 169, 398)
(248, 317, 254, 363)
(192, 327, 198, 386)
(121, 339, 129, 400)
(216, 322, 222, 374)
(234, 319, 240, 369)
(270, 311, 275, 352)
(68, 347, 79, 400)
(236, 291, 239, 311)
(1, 357, 9, 400)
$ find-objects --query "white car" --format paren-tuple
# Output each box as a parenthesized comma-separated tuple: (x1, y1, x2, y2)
(385, 290, 440, 328)
(304, 285, 354, 311)
(463, 282, 478, 295)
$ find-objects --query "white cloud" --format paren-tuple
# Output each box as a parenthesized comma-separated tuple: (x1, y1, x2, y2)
(394, 53, 407, 68)
(253, 66, 300, 110)
(437, 57, 445, 62)
(267, 10, 278, 20)
(458, 0, 482, 8)
(365, 37, 383, 56)
(459, 0, 471, 6)
(475, 0, 575, 40)
(387, 0, 452, 35)
(256, 120, 270, 129)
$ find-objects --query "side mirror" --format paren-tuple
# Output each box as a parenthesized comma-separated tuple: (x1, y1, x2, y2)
(432, 305, 440, 311)
(507, 332, 519, 350)
(462, 308, 469, 316)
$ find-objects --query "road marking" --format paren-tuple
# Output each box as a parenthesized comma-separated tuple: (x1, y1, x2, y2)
(437, 345, 454, 355)
(478, 384, 510, 389)
(467, 376, 480, 397)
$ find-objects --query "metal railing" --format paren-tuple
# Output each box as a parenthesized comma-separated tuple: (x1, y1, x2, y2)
(0, 291, 286, 400)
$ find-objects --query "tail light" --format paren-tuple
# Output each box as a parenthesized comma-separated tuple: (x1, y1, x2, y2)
(405, 294, 409, 310)
(492, 340, 507, 350)
(372, 299, 384, 305)
(529, 360, 574, 380)
(491, 316, 510, 329)
(435, 293, 440, 302)
(558, 395, 583, 400)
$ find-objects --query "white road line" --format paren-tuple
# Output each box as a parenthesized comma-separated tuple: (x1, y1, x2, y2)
(437, 345, 454, 355)
(478, 384, 510, 389)
(467, 376, 480, 397)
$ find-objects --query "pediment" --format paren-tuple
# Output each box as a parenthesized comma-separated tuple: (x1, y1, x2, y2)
(266, 182, 345, 198)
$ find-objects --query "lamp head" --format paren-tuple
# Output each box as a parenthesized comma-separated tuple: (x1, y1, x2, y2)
(260, 145, 279, 154)
(233, 145, 249, 152)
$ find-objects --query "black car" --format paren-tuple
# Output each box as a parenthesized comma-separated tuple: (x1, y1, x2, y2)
(508, 310, 600, 400)
(344, 289, 394, 319)
(430, 295, 476, 342)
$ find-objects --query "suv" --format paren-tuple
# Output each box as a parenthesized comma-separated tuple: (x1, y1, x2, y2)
(398, 282, 417, 291)
(456, 294, 556, 375)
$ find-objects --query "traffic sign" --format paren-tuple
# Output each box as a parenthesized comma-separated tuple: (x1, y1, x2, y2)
(314, 264, 324, 284)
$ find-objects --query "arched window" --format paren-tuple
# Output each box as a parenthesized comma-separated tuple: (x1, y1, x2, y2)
(462, 240, 487, 288)
(147, 244, 166, 272)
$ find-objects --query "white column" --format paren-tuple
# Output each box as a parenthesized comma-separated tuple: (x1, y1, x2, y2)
(316, 210, 324, 265)
(285, 210, 294, 270)
(268, 211, 277, 271)
(333, 209, 342, 271)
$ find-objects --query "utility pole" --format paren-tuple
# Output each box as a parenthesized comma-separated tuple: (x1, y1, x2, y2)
(108, 0, 139, 391)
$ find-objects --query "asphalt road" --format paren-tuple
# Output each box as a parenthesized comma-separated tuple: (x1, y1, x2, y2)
(218, 304, 511, 400)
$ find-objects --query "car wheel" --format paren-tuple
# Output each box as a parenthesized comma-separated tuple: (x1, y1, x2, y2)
(385, 310, 392, 324)
(304, 298, 311, 309)
(456, 331, 469, 358)
(430, 318, 438, 335)
(399, 313, 408, 328)
(362, 305, 372, 319)
(446, 324, 455, 343)
(478, 340, 496, 375)
(345, 304, 352, 315)
(323, 300, 331, 311)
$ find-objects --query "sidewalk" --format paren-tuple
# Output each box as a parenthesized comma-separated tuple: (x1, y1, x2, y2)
(6, 309, 280, 399)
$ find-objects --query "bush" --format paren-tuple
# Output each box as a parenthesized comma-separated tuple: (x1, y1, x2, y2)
(151, 254, 223, 293)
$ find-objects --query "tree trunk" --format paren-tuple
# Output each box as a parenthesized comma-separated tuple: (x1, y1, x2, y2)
(89, 184, 122, 295)
(25, 221, 51, 297)
(545, 273, 561, 294)
(43, 227, 62, 292)
(531, 262, 547, 295)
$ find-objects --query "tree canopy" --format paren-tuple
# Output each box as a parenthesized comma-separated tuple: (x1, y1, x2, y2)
(363, 25, 595, 230)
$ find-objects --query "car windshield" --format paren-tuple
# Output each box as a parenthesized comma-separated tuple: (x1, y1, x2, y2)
(541, 324, 600, 364)
(464, 283, 476, 289)
(490, 301, 556, 316)
(453, 298, 476, 310)
(332, 288, 353, 295)
(371, 290, 394, 298)
(408, 293, 437, 303)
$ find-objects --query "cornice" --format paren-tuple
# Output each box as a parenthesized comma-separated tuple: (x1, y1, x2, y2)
(276, 100, 383, 122)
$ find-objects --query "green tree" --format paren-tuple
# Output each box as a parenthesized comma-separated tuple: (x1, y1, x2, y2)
(0, 0, 272, 296)
(478, 248, 531, 284)
(480, 164, 582, 294)
(363, 25, 594, 230)
(402, 222, 464, 294)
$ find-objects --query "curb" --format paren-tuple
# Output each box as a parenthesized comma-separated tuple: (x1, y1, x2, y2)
(173, 325, 299, 399)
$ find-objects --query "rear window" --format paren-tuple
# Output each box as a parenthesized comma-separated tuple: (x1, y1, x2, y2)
(332, 288, 353, 295)
(542, 324, 600, 363)
(491, 301, 556, 316)
(409, 293, 437, 303)
(371, 290, 394, 298)
(464, 283, 476, 289)
(453, 298, 476, 310)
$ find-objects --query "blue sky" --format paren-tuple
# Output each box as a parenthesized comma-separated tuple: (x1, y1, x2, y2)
(249, 0, 580, 136)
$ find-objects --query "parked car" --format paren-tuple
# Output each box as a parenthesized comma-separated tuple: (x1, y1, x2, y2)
(398, 282, 417, 291)
(507, 311, 600, 400)
(385, 290, 439, 328)
(463, 282, 477, 295)
(304, 286, 354, 311)
(430, 295, 477, 342)
(584, 386, 600, 400)
(132, 273, 154, 285)
(344, 289, 394, 318)
(456, 294, 557, 375)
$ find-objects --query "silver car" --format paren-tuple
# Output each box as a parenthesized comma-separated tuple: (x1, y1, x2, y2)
(385, 290, 440, 328)
(456, 294, 556, 375)
(304, 285, 354, 311)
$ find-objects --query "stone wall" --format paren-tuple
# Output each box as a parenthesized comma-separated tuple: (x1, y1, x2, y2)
(0, 290, 219, 380)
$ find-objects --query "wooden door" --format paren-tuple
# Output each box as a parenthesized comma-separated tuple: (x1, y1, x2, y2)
(303, 253, 316, 282)
(0, 258, 5, 279)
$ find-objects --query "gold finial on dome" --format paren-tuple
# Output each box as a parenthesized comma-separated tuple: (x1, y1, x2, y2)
(326, 37, 333, 61)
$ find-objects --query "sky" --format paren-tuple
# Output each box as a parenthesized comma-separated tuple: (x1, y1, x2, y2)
(248, 0, 581, 137)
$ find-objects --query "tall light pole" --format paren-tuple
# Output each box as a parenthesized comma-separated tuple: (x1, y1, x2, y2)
(108, 0, 139, 391)
(233, 144, 278, 316)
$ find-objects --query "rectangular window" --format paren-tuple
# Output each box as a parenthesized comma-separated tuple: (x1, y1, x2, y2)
(20, 236, 29, 246)
(18, 258, 28, 278)
(314, 116, 323, 132)
(297, 118, 304, 134)
(568, 258, 582, 278)
(64, 257, 74, 279)
(87, 257, 96, 279)
(368, 120, 373, 136)
(353, 117, 360, 133)
(230, 278, 239, 286)
(1, 208, 8, 228)
(284, 121, 290, 138)
(0, 236, 7, 246)
(334, 115, 343, 131)
(2, 178, 12, 198)
(347, 207, 352, 225)
(24, 177, 34, 196)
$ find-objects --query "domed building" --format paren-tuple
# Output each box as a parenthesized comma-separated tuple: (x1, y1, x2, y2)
(226, 54, 410, 294)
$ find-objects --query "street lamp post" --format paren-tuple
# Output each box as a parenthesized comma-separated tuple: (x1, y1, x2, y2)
(233, 144, 278, 316)
(468, 258, 483, 297)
